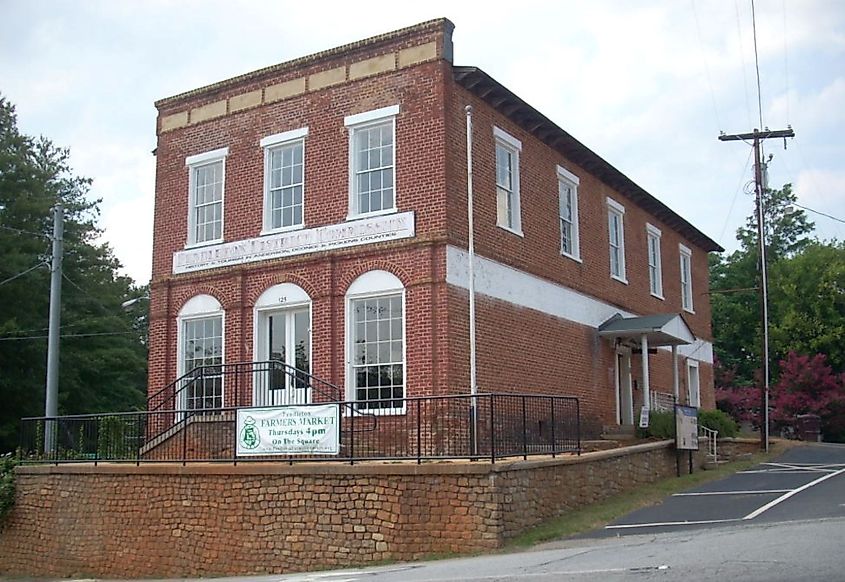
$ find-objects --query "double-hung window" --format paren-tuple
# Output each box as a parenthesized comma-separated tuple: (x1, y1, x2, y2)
(345, 105, 399, 219)
(346, 270, 406, 414)
(680, 244, 694, 312)
(186, 147, 228, 246)
(607, 197, 627, 282)
(494, 127, 522, 234)
(177, 294, 225, 412)
(646, 223, 663, 298)
(261, 127, 308, 233)
(558, 165, 580, 260)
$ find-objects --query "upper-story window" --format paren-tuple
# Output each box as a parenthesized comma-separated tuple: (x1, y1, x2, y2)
(646, 223, 663, 298)
(680, 243, 694, 312)
(345, 105, 399, 219)
(186, 147, 228, 247)
(607, 197, 626, 283)
(557, 165, 580, 261)
(493, 127, 523, 235)
(261, 127, 308, 233)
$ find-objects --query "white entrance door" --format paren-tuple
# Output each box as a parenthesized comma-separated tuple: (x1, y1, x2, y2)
(616, 351, 634, 425)
(256, 307, 311, 406)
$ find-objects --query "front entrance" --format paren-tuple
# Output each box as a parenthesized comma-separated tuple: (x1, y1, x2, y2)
(255, 307, 311, 406)
(616, 350, 634, 425)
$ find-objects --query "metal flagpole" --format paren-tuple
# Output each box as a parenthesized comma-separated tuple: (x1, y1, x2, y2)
(465, 105, 478, 456)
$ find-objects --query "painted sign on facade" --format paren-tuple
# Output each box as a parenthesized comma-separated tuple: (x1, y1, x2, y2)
(173, 211, 415, 274)
(675, 405, 699, 450)
(236, 404, 341, 456)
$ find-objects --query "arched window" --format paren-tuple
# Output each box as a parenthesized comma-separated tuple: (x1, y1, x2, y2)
(177, 294, 224, 411)
(345, 270, 405, 412)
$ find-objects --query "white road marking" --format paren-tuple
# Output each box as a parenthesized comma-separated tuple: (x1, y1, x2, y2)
(672, 489, 791, 496)
(605, 518, 740, 530)
(743, 466, 845, 520)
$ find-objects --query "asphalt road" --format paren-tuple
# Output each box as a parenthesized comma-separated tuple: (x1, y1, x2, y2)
(52, 443, 845, 582)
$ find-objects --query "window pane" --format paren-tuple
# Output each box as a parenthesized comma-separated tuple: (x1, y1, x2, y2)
(351, 293, 404, 410)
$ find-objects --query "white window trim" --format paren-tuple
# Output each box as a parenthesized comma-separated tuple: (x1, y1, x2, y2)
(260, 127, 308, 235)
(687, 359, 700, 408)
(607, 197, 627, 284)
(345, 105, 399, 221)
(557, 165, 581, 262)
(494, 127, 523, 236)
(344, 270, 407, 415)
(185, 147, 228, 249)
(646, 223, 664, 300)
(176, 294, 225, 410)
(679, 243, 694, 313)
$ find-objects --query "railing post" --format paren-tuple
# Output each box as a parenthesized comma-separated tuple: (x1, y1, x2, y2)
(490, 395, 496, 464)
(521, 395, 528, 460)
(416, 398, 422, 464)
(350, 405, 355, 466)
(576, 398, 581, 455)
(550, 396, 556, 458)
(136, 413, 142, 467)
(182, 410, 188, 466)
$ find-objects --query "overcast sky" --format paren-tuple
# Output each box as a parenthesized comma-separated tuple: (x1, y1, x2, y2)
(2, 0, 843, 284)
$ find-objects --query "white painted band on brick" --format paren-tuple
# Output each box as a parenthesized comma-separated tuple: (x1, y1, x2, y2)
(344, 104, 400, 127)
(260, 126, 309, 148)
(445, 245, 713, 363)
(185, 147, 229, 167)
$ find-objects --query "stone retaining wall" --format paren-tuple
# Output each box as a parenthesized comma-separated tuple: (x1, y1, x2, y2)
(0, 441, 701, 579)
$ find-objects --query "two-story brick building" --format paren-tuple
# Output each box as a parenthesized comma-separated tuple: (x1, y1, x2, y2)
(149, 18, 722, 434)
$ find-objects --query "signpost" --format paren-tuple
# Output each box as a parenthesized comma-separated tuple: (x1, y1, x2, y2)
(675, 405, 699, 475)
(236, 404, 340, 457)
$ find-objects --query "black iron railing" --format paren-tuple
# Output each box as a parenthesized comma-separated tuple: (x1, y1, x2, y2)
(147, 360, 344, 412)
(19, 393, 580, 464)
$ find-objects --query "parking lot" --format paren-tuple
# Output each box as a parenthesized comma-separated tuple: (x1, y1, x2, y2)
(596, 442, 845, 536)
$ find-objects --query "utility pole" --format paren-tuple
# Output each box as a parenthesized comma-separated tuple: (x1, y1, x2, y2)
(44, 203, 63, 455)
(719, 127, 794, 452)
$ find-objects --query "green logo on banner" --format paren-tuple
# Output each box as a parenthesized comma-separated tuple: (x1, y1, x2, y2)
(240, 415, 260, 449)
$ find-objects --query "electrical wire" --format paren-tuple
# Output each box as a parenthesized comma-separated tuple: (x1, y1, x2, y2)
(735, 0, 754, 128)
(0, 331, 136, 342)
(0, 224, 50, 239)
(0, 261, 48, 287)
(691, 0, 724, 130)
(718, 147, 755, 246)
(751, 0, 765, 130)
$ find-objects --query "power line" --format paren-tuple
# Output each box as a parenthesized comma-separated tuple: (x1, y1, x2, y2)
(0, 331, 136, 342)
(0, 224, 50, 239)
(790, 202, 845, 225)
(0, 261, 48, 287)
(751, 0, 765, 130)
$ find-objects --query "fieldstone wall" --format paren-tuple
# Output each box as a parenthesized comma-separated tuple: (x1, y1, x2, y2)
(0, 441, 698, 579)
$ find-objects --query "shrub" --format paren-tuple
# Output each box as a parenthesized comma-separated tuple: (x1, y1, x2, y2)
(0, 454, 16, 526)
(637, 410, 675, 439)
(698, 409, 738, 437)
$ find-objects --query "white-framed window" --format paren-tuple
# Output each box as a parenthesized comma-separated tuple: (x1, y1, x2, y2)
(186, 147, 228, 247)
(345, 105, 399, 219)
(345, 270, 405, 413)
(261, 127, 308, 233)
(494, 127, 523, 235)
(646, 223, 663, 298)
(680, 243, 694, 312)
(558, 165, 580, 261)
(687, 359, 700, 407)
(607, 197, 626, 282)
(177, 294, 225, 411)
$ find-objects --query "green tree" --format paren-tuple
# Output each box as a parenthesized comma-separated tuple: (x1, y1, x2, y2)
(710, 183, 816, 385)
(0, 96, 147, 453)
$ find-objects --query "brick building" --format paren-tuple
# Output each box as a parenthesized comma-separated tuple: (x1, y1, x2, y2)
(149, 18, 722, 433)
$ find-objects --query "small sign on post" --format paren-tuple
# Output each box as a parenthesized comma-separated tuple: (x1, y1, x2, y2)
(236, 404, 341, 456)
(675, 405, 699, 450)
(639, 406, 650, 429)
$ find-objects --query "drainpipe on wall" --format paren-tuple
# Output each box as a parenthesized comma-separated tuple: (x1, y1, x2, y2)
(466, 105, 478, 456)
(641, 334, 650, 413)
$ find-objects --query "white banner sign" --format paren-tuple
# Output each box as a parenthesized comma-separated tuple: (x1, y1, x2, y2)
(236, 404, 341, 456)
(173, 211, 415, 274)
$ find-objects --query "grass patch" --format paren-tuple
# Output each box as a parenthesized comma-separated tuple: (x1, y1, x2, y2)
(507, 446, 785, 548)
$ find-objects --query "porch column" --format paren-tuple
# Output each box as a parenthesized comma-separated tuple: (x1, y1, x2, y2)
(641, 334, 650, 410)
(672, 345, 679, 403)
